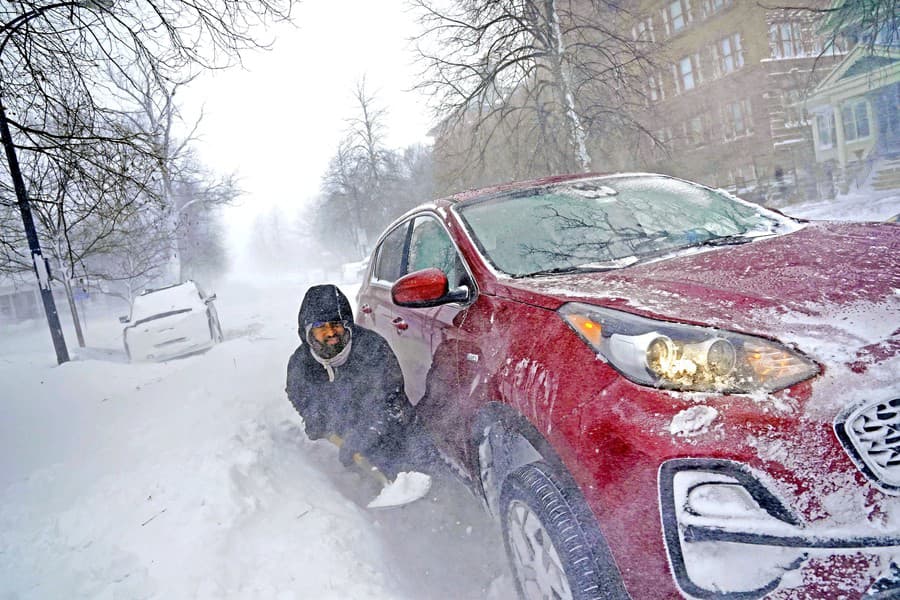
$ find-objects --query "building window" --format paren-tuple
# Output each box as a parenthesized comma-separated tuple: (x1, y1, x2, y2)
(654, 127, 673, 154)
(684, 115, 706, 147)
(782, 89, 809, 128)
(702, 0, 731, 17)
(647, 73, 664, 102)
(662, 0, 692, 36)
(674, 54, 701, 93)
(723, 99, 753, 139)
(632, 17, 655, 42)
(841, 100, 870, 141)
(769, 21, 821, 59)
(816, 111, 836, 149)
(715, 33, 744, 75)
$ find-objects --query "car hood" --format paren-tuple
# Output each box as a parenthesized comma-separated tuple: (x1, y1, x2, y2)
(501, 222, 899, 370)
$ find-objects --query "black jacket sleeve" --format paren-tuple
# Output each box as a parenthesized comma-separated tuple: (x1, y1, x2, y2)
(285, 347, 326, 440)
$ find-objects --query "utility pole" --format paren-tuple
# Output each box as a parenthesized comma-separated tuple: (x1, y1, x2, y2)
(0, 99, 69, 364)
(0, 3, 89, 365)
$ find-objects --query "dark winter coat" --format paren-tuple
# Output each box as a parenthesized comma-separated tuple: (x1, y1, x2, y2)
(285, 285, 415, 468)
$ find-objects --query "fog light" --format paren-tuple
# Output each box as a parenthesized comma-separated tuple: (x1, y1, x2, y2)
(686, 482, 764, 519)
(660, 459, 805, 599)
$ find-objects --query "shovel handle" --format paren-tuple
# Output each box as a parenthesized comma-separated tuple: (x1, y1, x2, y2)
(327, 434, 390, 486)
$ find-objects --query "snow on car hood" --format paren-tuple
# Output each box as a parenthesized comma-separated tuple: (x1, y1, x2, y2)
(506, 221, 899, 370)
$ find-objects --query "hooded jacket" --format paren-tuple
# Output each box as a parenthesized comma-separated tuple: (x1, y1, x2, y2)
(286, 284, 414, 456)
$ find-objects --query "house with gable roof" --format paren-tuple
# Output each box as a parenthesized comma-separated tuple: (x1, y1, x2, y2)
(803, 42, 900, 194)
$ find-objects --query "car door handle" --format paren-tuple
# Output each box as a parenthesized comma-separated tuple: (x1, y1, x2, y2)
(361, 304, 373, 314)
(391, 317, 408, 331)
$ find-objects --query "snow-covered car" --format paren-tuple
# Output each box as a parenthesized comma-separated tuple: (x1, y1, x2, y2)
(356, 173, 900, 599)
(120, 281, 223, 362)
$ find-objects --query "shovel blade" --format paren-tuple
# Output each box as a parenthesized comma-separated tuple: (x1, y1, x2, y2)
(366, 471, 432, 509)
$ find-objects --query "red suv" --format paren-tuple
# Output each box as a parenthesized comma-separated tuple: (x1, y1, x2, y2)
(355, 173, 900, 599)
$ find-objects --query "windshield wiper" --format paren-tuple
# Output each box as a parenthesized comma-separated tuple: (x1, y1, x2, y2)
(696, 230, 784, 246)
(520, 256, 639, 278)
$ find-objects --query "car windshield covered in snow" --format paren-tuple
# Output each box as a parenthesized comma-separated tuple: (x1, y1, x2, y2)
(130, 282, 206, 322)
(457, 174, 793, 277)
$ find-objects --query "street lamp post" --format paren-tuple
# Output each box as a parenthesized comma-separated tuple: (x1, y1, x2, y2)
(0, 1, 111, 364)
(0, 99, 69, 363)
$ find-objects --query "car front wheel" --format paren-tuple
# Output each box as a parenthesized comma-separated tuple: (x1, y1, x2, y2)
(500, 461, 625, 600)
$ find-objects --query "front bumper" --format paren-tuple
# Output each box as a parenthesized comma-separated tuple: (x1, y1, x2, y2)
(659, 458, 900, 599)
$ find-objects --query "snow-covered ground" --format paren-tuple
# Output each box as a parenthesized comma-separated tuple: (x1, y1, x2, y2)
(0, 190, 897, 599)
(0, 280, 514, 599)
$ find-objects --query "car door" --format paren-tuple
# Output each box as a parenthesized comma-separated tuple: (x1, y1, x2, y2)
(358, 220, 409, 335)
(401, 215, 488, 468)
(389, 214, 470, 405)
(357, 218, 435, 405)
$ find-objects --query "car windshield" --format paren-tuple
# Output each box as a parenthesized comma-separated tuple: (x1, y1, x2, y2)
(456, 175, 792, 277)
(130, 283, 204, 321)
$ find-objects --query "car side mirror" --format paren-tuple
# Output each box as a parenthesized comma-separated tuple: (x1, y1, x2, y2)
(392, 267, 469, 308)
(204, 293, 217, 303)
(119, 315, 130, 324)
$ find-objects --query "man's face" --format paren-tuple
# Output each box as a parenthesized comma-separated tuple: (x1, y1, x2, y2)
(310, 321, 346, 347)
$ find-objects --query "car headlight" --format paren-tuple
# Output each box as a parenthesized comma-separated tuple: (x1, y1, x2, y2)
(559, 303, 818, 393)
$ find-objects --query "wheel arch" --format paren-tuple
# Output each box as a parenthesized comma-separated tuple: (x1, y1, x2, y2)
(471, 401, 570, 517)
(473, 401, 630, 598)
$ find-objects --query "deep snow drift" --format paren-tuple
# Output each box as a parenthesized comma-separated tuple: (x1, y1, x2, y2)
(0, 190, 897, 599)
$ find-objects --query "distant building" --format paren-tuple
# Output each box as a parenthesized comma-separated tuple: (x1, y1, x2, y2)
(426, 0, 897, 204)
(0, 273, 41, 324)
(802, 43, 900, 194)
(631, 0, 846, 205)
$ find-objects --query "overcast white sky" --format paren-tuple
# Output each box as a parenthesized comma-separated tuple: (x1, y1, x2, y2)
(179, 0, 433, 245)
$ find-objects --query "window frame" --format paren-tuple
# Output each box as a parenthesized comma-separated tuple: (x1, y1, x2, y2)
(841, 100, 871, 142)
(715, 32, 744, 76)
(371, 221, 412, 285)
(631, 16, 655, 42)
(407, 214, 471, 289)
(674, 53, 702, 93)
(662, 0, 692, 36)
(816, 111, 836, 149)
(722, 98, 754, 140)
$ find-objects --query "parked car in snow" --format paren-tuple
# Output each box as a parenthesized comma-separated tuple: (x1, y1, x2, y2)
(356, 172, 900, 599)
(120, 280, 223, 362)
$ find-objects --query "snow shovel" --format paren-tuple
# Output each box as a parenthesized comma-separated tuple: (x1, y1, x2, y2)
(327, 434, 432, 509)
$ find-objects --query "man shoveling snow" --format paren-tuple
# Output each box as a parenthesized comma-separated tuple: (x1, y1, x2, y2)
(286, 284, 444, 508)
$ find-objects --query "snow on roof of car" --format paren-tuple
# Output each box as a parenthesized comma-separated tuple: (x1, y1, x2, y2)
(131, 281, 205, 321)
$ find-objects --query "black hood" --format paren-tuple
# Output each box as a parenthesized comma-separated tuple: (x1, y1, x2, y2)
(297, 284, 354, 330)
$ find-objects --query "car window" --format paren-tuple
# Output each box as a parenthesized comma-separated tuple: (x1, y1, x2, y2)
(373, 222, 409, 283)
(407, 216, 467, 287)
(457, 175, 788, 277)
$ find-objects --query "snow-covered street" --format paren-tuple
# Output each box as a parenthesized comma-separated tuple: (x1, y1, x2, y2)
(1, 192, 898, 599)
(0, 280, 514, 599)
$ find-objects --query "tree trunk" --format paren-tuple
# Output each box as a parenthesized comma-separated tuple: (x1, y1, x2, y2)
(546, 0, 592, 172)
(61, 275, 86, 348)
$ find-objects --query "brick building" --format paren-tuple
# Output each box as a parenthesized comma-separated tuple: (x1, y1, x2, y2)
(631, 0, 844, 205)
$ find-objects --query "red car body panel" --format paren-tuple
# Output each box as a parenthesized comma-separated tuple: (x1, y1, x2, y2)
(357, 175, 900, 599)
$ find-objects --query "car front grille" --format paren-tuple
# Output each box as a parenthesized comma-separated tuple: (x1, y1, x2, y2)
(836, 398, 900, 495)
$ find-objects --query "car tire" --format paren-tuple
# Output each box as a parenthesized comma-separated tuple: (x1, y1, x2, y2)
(500, 461, 625, 600)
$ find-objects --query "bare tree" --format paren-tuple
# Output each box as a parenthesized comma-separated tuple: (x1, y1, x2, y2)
(0, 0, 297, 361)
(316, 80, 400, 259)
(412, 0, 651, 190)
(5, 119, 164, 346)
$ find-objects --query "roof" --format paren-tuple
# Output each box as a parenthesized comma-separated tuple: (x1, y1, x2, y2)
(805, 44, 900, 108)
